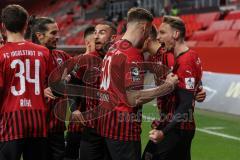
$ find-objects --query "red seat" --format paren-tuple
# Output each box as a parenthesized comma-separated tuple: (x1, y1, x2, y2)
(225, 10, 240, 20)
(190, 30, 216, 41)
(232, 19, 240, 30)
(208, 20, 234, 31)
(180, 14, 196, 23)
(213, 30, 239, 42)
(196, 12, 220, 28)
(186, 41, 197, 48)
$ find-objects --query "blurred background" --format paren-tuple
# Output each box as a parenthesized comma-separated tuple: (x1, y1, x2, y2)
(0, 0, 240, 160)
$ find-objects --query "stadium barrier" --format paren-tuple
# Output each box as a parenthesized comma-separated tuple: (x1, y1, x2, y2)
(197, 71, 240, 116)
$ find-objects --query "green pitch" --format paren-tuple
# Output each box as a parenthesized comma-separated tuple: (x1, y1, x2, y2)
(141, 103, 240, 160)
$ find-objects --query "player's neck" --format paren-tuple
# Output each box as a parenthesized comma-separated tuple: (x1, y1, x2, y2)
(6, 31, 25, 43)
(122, 26, 141, 48)
(174, 41, 188, 57)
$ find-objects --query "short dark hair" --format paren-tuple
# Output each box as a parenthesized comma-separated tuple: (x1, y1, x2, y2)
(1, 4, 29, 33)
(163, 16, 186, 39)
(96, 21, 117, 35)
(149, 25, 157, 40)
(27, 16, 55, 44)
(127, 7, 153, 23)
(84, 26, 95, 39)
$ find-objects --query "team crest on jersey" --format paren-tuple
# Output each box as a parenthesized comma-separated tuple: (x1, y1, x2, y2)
(57, 58, 63, 65)
(185, 77, 195, 89)
(131, 67, 140, 81)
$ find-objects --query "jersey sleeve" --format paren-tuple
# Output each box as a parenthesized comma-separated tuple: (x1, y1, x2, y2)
(176, 59, 200, 92)
(124, 52, 144, 91)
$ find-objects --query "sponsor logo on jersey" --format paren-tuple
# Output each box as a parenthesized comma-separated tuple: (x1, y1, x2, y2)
(131, 67, 140, 81)
(185, 77, 195, 89)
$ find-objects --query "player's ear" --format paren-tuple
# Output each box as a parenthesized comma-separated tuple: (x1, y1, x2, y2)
(86, 40, 91, 49)
(173, 30, 180, 40)
(142, 22, 148, 32)
(35, 32, 44, 41)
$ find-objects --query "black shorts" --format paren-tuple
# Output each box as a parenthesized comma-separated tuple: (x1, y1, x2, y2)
(142, 129, 195, 160)
(65, 131, 81, 160)
(47, 132, 65, 160)
(0, 138, 47, 160)
(104, 138, 141, 160)
(80, 127, 105, 160)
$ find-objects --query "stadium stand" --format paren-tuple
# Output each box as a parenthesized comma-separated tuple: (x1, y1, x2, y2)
(213, 30, 239, 43)
(224, 10, 240, 20)
(208, 19, 234, 31)
(1, 0, 240, 47)
(195, 12, 220, 28)
(231, 19, 240, 29)
(190, 30, 216, 41)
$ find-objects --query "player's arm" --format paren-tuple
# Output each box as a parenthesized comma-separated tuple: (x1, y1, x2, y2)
(126, 73, 178, 106)
(59, 69, 86, 125)
(149, 87, 194, 143)
(162, 88, 194, 134)
(195, 81, 206, 102)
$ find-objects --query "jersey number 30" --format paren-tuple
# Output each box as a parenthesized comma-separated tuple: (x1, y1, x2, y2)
(100, 55, 112, 90)
(10, 59, 40, 96)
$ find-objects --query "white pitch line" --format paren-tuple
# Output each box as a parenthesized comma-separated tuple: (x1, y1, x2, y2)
(202, 127, 224, 130)
(196, 128, 240, 142)
(142, 115, 240, 142)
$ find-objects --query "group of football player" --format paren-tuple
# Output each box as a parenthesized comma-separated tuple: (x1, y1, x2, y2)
(0, 4, 206, 160)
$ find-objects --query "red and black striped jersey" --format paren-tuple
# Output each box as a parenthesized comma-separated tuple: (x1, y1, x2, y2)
(151, 49, 202, 131)
(0, 41, 50, 142)
(47, 49, 71, 134)
(97, 39, 144, 141)
(71, 51, 103, 129)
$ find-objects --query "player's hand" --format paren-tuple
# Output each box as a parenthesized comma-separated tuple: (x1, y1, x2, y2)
(166, 73, 178, 86)
(72, 110, 86, 126)
(149, 129, 164, 143)
(195, 86, 206, 102)
(44, 87, 56, 100)
(64, 74, 71, 82)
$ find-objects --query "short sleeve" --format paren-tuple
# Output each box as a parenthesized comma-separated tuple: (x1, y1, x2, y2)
(124, 53, 144, 90)
(176, 62, 197, 92)
(125, 62, 144, 90)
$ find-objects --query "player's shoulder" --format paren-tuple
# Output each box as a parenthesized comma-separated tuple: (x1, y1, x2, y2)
(26, 41, 49, 51)
(86, 51, 101, 58)
(52, 49, 66, 54)
(179, 49, 199, 63)
(0, 41, 49, 57)
(115, 39, 142, 61)
(52, 49, 71, 57)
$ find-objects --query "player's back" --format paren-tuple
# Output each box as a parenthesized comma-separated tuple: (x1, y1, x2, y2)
(98, 40, 144, 141)
(0, 41, 50, 142)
